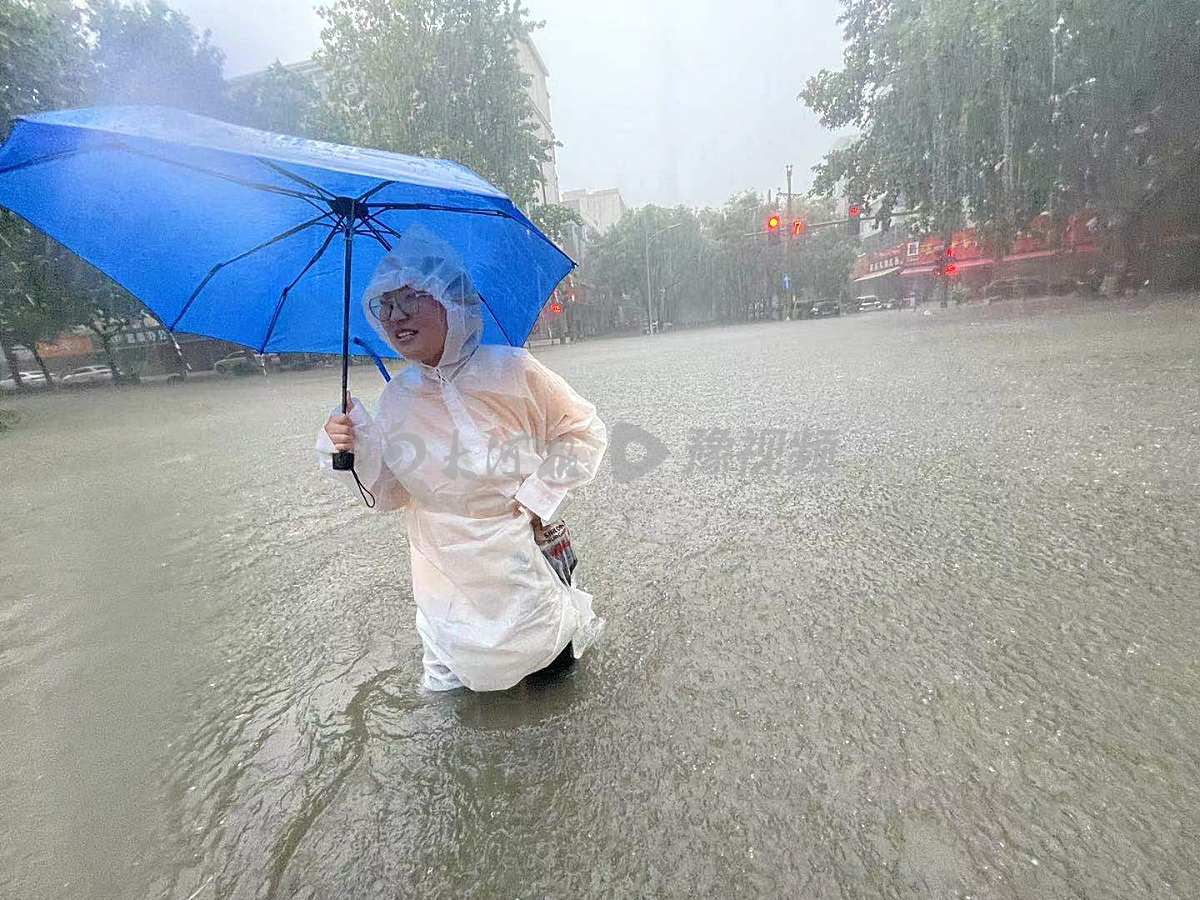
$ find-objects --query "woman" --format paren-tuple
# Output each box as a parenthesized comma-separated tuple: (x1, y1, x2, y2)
(316, 227, 607, 692)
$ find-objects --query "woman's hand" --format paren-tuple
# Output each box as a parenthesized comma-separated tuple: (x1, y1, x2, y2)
(511, 503, 543, 533)
(324, 393, 356, 452)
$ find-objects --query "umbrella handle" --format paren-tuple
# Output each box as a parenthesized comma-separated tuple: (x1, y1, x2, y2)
(332, 451, 355, 471)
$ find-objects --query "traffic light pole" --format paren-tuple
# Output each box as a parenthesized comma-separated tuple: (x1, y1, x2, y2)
(785, 165, 794, 316)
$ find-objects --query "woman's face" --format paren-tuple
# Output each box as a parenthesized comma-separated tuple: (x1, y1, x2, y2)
(371, 286, 448, 365)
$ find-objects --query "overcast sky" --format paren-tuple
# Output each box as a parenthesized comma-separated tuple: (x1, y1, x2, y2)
(168, 0, 849, 208)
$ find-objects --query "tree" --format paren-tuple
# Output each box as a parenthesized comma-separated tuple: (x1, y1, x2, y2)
(802, 0, 1200, 265)
(86, 0, 229, 116)
(0, 0, 90, 139)
(0, 1, 219, 388)
(0, 232, 84, 385)
(317, 0, 551, 205)
(0, 0, 91, 390)
(228, 60, 323, 138)
(528, 203, 583, 252)
(793, 226, 858, 303)
(53, 252, 145, 382)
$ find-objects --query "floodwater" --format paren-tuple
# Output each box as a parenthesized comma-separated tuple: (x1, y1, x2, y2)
(2, 295, 1199, 899)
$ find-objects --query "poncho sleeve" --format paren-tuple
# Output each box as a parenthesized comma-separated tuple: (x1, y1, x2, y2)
(512, 356, 607, 522)
(315, 397, 411, 512)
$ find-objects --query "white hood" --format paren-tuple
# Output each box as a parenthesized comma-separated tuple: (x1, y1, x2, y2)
(362, 225, 483, 379)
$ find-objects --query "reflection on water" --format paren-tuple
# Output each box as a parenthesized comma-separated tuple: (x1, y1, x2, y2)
(2, 296, 1199, 899)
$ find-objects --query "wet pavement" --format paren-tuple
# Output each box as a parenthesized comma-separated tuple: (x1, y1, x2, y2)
(2, 294, 1199, 899)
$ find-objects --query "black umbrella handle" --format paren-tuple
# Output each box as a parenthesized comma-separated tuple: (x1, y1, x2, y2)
(334, 199, 357, 475)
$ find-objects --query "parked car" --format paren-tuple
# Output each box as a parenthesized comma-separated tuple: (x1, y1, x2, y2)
(61, 365, 113, 386)
(983, 277, 1047, 302)
(213, 350, 268, 376)
(856, 295, 883, 312)
(276, 353, 331, 371)
(880, 297, 900, 310)
(811, 299, 842, 318)
(0, 371, 48, 391)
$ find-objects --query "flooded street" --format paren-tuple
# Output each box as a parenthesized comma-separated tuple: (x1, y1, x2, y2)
(3, 296, 1200, 899)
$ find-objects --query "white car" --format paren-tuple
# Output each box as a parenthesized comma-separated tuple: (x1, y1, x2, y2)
(61, 365, 113, 386)
(0, 370, 47, 391)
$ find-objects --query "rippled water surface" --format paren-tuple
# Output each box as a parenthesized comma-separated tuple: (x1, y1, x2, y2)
(3, 296, 1199, 899)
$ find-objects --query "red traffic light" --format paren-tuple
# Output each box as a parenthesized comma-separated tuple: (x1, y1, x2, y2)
(766, 214, 782, 232)
(943, 263, 958, 276)
(791, 219, 807, 238)
(848, 204, 862, 219)
(550, 301, 563, 314)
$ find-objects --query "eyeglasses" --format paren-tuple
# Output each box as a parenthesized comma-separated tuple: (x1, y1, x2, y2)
(368, 294, 423, 322)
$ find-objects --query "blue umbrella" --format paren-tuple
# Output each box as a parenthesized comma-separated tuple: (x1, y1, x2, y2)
(0, 106, 573, 472)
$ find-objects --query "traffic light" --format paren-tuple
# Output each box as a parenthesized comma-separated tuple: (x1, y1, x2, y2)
(550, 301, 564, 315)
(766, 213, 782, 244)
(934, 243, 958, 279)
(847, 203, 863, 236)
(790, 218, 807, 240)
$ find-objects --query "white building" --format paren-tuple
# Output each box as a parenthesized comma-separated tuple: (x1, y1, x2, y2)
(562, 188, 627, 234)
(514, 37, 560, 205)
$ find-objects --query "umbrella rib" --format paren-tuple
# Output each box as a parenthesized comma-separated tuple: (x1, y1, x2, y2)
(362, 212, 403, 241)
(365, 201, 509, 219)
(476, 291, 516, 347)
(115, 143, 326, 204)
(169, 212, 333, 330)
(356, 180, 396, 204)
(366, 200, 575, 273)
(298, 195, 332, 216)
(0, 144, 110, 176)
(257, 158, 337, 200)
(257, 219, 343, 353)
(357, 219, 392, 251)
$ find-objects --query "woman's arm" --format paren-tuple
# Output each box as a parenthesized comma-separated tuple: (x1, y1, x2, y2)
(513, 358, 607, 522)
(315, 396, 410, 511)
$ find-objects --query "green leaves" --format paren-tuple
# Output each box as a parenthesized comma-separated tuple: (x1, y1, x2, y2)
(317, 0, 550, 206)
(228, 61, 323, 139)
(581, 194, 859, 325)
(803, 0, 1200, 244)
(86, 0, 228, 116)
(528, 203, 583, 249)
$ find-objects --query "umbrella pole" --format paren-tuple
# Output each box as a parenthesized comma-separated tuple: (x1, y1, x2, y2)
(332, 201, 356, 471)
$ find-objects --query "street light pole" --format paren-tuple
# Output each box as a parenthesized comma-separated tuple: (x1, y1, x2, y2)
(644, 220, 681, 334)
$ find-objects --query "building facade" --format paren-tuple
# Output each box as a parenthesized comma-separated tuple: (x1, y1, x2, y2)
(514, 37, 560, 205)
(561, 188, 627, 234)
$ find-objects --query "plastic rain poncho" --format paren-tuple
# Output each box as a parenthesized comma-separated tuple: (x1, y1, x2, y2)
(315, 227, 608, 692)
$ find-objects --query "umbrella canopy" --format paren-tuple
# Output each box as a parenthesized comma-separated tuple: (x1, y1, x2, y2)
(0, 106, 573, 359)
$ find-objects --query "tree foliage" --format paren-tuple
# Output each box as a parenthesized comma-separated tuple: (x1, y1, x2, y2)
(0, 0, 228, 384)
(0, 0, 89, 139)
(583, 193, 860, 326)
(802, 0, 1200, 249)
(527, 203, 583, 251)
(317, 0, 550, 205)
(86, 0, 228, 115)
(228, 60, 323, 138)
